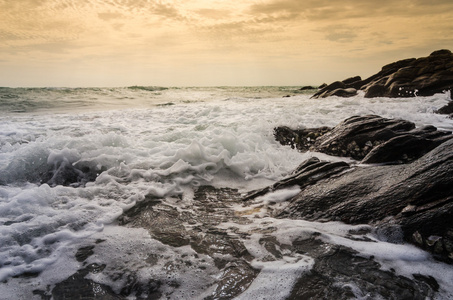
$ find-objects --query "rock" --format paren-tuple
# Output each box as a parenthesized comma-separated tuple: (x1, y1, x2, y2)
(312, 49, 453, 99)
(299, 86, 316, 90)
(288, 243, 437, 299)
(75, 245, 95, 262)
(242, 158, 350, 202)
(331, 87, 357, 97)
(364, 84, 386, 98)
(51, 265, 126, 300)
(206, 261, 259, 300)
(436, 100, 453, 116)
(275, 115, 452, 164)
(42, 160, 102, 187)
(312, 81, 345, 98)
(265, 116, 453, 262)
(342, 76, 362, 85)
(118, 186, 260, 298)
(318, 83, 328, 89)
(273, 126, 331, 152)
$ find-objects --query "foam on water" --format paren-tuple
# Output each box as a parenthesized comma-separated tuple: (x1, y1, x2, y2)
(1, 87, 453, 298)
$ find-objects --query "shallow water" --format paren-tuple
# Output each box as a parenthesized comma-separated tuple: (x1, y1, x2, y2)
(0, 87, 452, 299)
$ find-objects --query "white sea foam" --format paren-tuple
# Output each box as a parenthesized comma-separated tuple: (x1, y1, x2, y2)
(0, 87, 452, 298)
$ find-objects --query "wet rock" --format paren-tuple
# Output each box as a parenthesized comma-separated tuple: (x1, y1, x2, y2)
(273, 126, 331, 152)
(119, 186, 260, 298)
(275, 115, 452, 163)
(206, 260, 259, 300)
(299, 85, 316, 90)
(311, 81, 345, 98)
(43, 160, 102, 187)
(52, 265, 124, 300)
(75, 245, 95, 262)
(119, 197, 191, 248)
(50, 263, 162, 300)
(312, 49, 453, 99)
(289, 244, 436, 299)
(364, 83, 386, 98)
(436, 100, 453, 117)
(267, 134, 453, 262)
(342, 75, 362, 85)
(242, 158, 350, 202)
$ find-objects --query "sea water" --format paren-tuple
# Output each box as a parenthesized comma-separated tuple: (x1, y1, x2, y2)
(1, 86, 453, 299)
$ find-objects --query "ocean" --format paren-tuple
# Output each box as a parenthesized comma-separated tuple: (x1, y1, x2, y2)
(1, 86, 453, 299)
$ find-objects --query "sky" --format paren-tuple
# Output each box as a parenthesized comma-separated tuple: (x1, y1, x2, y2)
(1, 0, 453, 87)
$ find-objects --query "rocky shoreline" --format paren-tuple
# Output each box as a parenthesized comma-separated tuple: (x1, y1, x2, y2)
(309, 49, 453, 116)
(31, 51, 453, 299)
(45, 113, 453, 299)
(271, 115, 453, 263)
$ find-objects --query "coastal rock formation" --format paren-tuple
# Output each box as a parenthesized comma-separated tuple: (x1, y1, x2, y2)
(436, 100, 453, 117)
(311, 49, 453, 99)
(263, 116, 453, 262)
(46, 182, 444, 299)
(275, 115, 452, 164)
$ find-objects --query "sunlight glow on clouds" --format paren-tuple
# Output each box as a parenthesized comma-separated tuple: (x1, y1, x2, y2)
(0, 0, 452, 86)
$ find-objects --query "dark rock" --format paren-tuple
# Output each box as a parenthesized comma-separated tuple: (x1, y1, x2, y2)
(288, 243, 436, 299)
(342, 76, 362, 85)
(273, 126, 331, 152)
(206, 260, 259, 300)
(243, 158, 349, 202)
(361, 132, 452, 164)
(364, 84, 386, 98)
(311, 81, 345, 98)
(313, 49, 453, 99)
(318, 83, 328, 89)
(119, 196, 191, 247)
(275, 115, 452, 163)
(119, 186, 260, 298)
(436, 100, 453, 116)
(43, 160, 103, 187)
(299, 85, 316, 90)
(75, 245, 95, 262)
(52, 265, 124, 300)
(330, 87, 357, 97)
(266, 119, 453, 262)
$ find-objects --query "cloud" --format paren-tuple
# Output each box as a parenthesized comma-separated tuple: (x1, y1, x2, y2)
(194, 8, 232, 19)
(248, 0, 453, 20)
(98, 12, 124, 21)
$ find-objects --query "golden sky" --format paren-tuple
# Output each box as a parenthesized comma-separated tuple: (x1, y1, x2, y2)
(1, 0, 453, 87)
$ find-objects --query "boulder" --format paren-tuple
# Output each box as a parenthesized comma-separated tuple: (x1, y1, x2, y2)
(312, 50, 453, 99)
(274, 115, 452, 164)
(256, 116, 453, 262)
(299, 85, 316, 90)
(258, 115, 453, 263)
(436, 100, 453, 117)
(273, 138, 453, 262)
(342, 76, 362, 85)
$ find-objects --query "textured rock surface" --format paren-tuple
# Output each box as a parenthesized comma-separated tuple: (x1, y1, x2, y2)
(311, 49, 453, 99)
(44, 183, 444, 299)
(437, 100, 453, 117)
(275, 115, 452, 164)
(266, 117, 453, 262)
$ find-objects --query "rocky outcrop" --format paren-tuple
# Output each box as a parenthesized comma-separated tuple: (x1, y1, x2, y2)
(436, 100, 453, 117)
(311, 49, 453, 99)
(255, 116, 453, 262)
(275, 115, 452, 164)
(299, 85, 316, 90)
